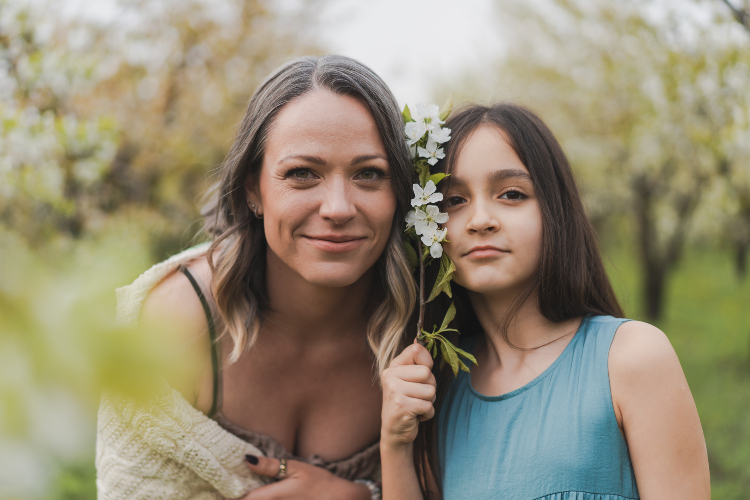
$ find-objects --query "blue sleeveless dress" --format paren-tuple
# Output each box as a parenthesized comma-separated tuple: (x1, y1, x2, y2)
(438, 315, 639, 500)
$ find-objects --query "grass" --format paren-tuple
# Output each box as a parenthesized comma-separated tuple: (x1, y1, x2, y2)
(604, 243, 750, 499)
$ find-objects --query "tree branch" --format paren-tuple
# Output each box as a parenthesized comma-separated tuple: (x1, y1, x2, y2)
(721, 0, 750, 34)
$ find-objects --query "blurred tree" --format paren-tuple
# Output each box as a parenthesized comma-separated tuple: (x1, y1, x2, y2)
(445, 0, 750, 320)
(1, 0, 324, 258)
(720, 0, 750, 33)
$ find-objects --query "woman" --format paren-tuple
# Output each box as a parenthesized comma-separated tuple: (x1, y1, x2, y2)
(96, 55, 415, 500)
(380, 104, 710, 499)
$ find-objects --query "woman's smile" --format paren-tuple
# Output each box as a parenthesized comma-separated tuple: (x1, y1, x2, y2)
(302, 234, 368, 253)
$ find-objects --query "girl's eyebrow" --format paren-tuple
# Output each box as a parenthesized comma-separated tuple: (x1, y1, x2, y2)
(450, 168, 532, 187)
(278, 154, 387, 165)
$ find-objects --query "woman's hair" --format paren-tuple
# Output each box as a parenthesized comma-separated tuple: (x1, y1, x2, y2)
(201, 55, 416, 371)
(413, 103, 624, 499)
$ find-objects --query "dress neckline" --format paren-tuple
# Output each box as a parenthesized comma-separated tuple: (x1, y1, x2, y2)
(466, 315, 589, 402)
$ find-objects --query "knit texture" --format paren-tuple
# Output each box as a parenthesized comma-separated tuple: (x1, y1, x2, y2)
(96, 243, 268, 499)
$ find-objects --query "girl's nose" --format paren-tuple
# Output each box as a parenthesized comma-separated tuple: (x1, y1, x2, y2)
(465, 200, 499, 234)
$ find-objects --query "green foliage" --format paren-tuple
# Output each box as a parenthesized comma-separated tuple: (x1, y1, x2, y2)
(418, 303, 478, 377)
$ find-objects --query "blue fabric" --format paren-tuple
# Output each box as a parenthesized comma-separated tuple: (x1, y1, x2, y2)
(438, 315, 639, 500)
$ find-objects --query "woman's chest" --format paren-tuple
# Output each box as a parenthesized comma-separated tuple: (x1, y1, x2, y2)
(218, 343, 382, 461)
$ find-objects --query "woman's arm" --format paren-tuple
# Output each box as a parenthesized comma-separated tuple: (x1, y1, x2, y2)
(609, 321, 710, 499)
(380, 343, 438, 500)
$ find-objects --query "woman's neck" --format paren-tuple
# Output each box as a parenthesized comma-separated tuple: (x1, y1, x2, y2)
(263, 251, 374, 344)
(468, 287, 580, 367)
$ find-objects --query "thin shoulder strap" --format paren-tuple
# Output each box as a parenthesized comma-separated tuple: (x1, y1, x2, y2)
(180, 266, 221, 418)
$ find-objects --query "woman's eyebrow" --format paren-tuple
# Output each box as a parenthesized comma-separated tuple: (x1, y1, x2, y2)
(351, 154, 388, 165)
(279, 154, 325, 164)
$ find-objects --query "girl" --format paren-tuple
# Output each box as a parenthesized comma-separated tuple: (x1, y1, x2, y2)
(380, 104, 709, 499)
(97, 55, 415, 500)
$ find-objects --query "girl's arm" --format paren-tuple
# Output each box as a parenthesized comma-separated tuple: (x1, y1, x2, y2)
(609, 321, 710, 499)
(380, 343, 438, 500)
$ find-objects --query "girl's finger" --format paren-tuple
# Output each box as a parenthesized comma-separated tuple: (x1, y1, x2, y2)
(390, 343, 434, 370)
(245, 454, 288, 479)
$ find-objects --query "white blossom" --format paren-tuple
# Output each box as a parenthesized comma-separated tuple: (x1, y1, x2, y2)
(405, 209, 418, 230)
(411, 180, 443, 207)
(429, 126, 451, 144)
(405, 121, 427, 145)
(418, 140, 445, 166)
(413, 205, 448, 235)
(421, 227, 447, 258)
(412, 103, 444, 130)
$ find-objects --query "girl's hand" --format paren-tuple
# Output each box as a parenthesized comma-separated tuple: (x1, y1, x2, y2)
(240, 454, 370, 500)
(380, 342, 437, 448)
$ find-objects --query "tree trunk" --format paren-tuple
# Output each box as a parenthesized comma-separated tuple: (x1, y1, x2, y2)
(736, 240, 748, 281)
(643, 265, 666, 322)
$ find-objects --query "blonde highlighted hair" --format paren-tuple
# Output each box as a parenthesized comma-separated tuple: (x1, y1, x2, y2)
(201, 55, 416, 374)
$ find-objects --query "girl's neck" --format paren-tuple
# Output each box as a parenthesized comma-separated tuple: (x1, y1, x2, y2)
(468, 288, 580, 366)
(263, 250, 374, 344)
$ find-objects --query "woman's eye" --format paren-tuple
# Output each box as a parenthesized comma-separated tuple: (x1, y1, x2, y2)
(286, 168, 314, 180)
(500, 190, 526, 201)
(355, 168, 384, 181)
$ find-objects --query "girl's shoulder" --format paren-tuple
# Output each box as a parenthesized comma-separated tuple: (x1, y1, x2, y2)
(608, 320, 678, 379)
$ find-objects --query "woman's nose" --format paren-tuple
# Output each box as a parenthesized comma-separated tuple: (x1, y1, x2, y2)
(319, 178, 357, 224)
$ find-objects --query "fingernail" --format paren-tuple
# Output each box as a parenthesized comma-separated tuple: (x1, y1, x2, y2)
(245, 454, 259, 465)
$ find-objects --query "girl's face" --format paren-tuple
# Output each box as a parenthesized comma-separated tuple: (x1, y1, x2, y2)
(443, 125, 543, 296)
(247, 89, 396, 288)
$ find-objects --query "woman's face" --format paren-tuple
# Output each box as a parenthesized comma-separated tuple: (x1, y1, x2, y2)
(247, 89, 396, 288)
(443, 125, 543, 297)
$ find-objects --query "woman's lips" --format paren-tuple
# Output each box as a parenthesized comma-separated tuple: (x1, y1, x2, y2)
(303, 235, 366, 253)
(464, 246, 509, 259)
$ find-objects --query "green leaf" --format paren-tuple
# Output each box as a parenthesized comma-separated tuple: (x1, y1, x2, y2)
(439, 355, 447, 370)
(439, 97, 453, 122)
(402, 104, 412, 124)
(432, 343, 438, 357)
(458, 358, 471, 373)
(426, 338, 434, 352)
(444, 340, 459, 376)
(453, 346, 478, 366)
(439, 302, 456, 332)
(427, 257, 456, 302)
(403, 240, 418, 272)
(427, 259, 448, 302)
(428, 173, 447, 186)
(419, 164, 430, 187)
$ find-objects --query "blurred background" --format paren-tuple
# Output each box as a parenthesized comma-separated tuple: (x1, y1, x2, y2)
(1, 0, 749, 497)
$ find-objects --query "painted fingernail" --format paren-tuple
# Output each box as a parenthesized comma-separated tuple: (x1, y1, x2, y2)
(245, 454, 259, 465)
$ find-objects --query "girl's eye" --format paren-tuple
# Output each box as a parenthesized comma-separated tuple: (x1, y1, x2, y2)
(500, 190, 526, 201)
(445, 195, 466, 207)
(355, 168, 385, 181)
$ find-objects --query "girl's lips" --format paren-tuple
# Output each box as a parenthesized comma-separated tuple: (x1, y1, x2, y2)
(303, 236, 366, 253)
(464, 246, 509, 259)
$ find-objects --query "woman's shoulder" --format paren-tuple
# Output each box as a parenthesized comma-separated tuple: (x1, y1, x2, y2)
(140, 254, 213, 345)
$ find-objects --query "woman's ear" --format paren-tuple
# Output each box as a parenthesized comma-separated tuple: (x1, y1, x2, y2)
(244, 174, 263, 218)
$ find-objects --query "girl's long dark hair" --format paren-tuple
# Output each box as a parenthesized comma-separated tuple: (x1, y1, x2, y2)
(413, 103, 624, 499)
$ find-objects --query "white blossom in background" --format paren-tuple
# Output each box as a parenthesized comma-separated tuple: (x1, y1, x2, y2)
(418, 140, 445, 166)
(411, 180, 443, 206)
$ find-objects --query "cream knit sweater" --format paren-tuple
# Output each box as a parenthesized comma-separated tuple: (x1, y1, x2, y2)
(96, 244, 268, 499)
